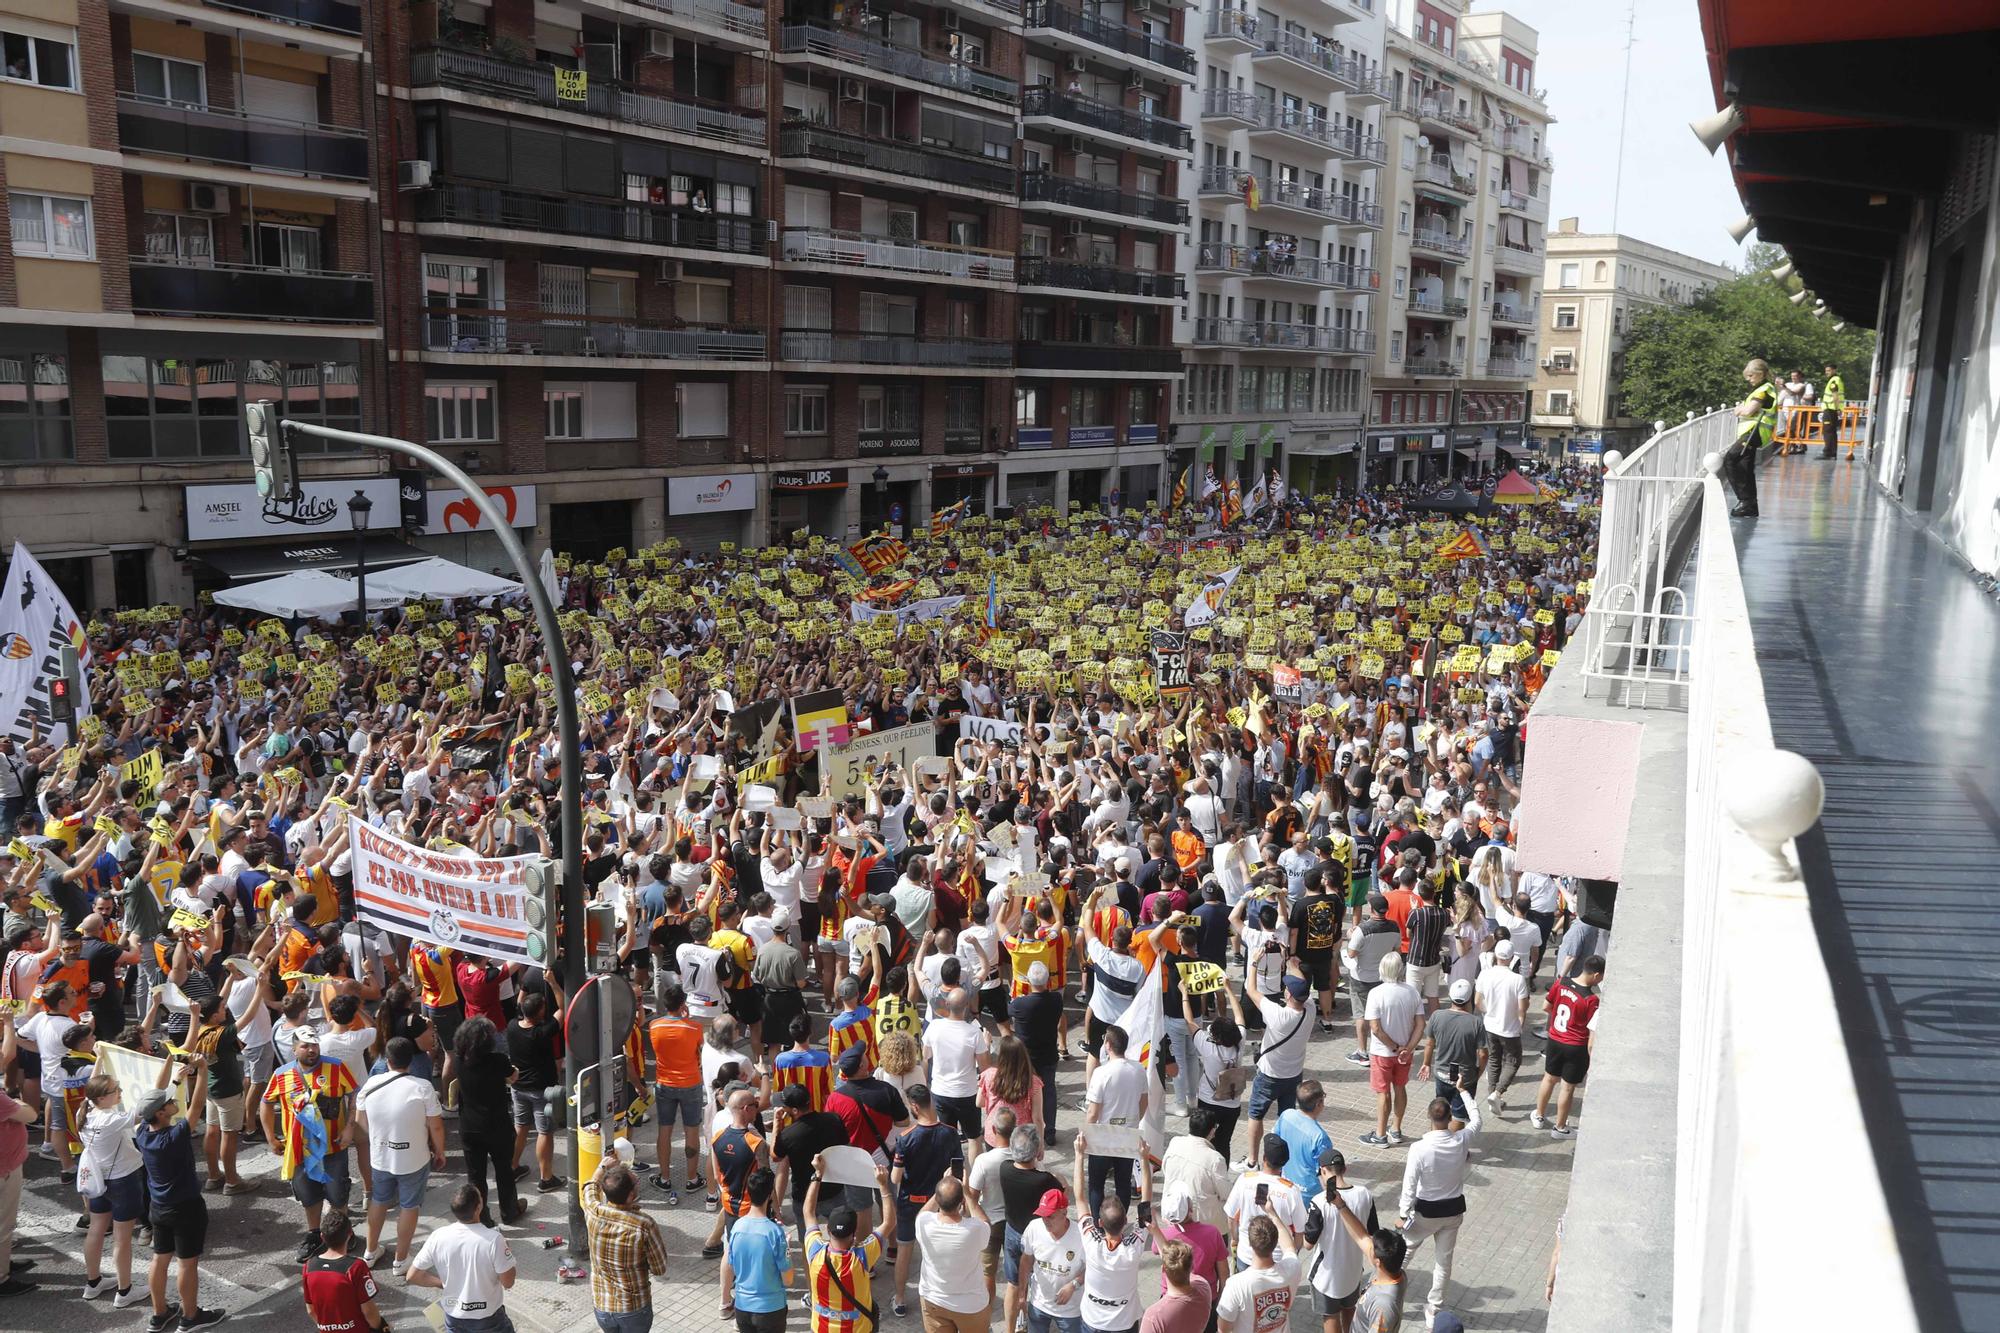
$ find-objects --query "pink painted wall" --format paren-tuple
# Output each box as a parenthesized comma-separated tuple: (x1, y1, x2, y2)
(1515, 715, 1643, 879)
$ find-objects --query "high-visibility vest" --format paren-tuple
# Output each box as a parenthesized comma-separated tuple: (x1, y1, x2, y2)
(1823, 373, 1845, 412)
(1738, 381, 1778, 446)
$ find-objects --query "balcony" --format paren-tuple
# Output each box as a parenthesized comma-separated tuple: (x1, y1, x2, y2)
(778, 121, 1014, 195)
(1345, 68, 1390, 105)
(411, 47, 763, 149)
(1482, 355, 1534, 379)
(1192, 317, 1374, 354)
(1248, 28, 1368, 93)
(781, 228, 1014, 283)
(1194, 166, 1382, 230)
(210, 0, 362, 34)
(1203, 8, 1261, 53)
(1410, 226, 1471, 260)
(1016, 257, 1181, 299)
(1231, 97, 1385, 162)
(1497, 188, 1547, 220)
(1021, 169, 1188, 228)
(621, 0, 767, 49)
(128, 259, 374, 324)
(1493, 241, 1542, 275)
(423, 310, 766, 362)
(1403, 354, 1459, 376)
(781, 331, 1012, 368)
(1497, 124, 1552, 166)
(778, 23, 1018, 106)
(1195, 242, 1338, 287)
(1414, 158, 1477, 200)
(1023, 2, 1197, 80)
(1405, 292, 1467, 320)
(1021, 86, 1191, 154)
(1015, 341, 1181, 374)
(414, 181, 762, 258)
(1490, 298, 1538, 328)
(117, 92, 367, 181)
(1408, 95, 1482, 138)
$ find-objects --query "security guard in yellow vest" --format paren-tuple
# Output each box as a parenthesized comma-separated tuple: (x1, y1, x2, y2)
(1726, 358, 1778, 517)
(1819, 362, 1847, 460)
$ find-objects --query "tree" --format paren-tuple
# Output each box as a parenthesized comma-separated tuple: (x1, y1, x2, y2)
(1619, 272, 1875, 426)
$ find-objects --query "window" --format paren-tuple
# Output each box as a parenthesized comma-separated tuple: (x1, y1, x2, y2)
(1558, 262, 1580, 289)
(250, 221, 322, 272)
(424, 380, 497, 444)
(1552, 305, 1577, 330)
(678, 381, 730, 438)
(1071, 385, 1106, 427)
(105, 357, 358, 460)
(1389, 331, 1402, 360)
(676, 278, 732, 325)
(860, 292, 917, 336)
(1550, 351, 1574, 371)
(784, 284, 832, 330)
(546, 388, 583, 440)
(544, 381, 636, 441)
(0, 352, 72, 462)
(785, 385, 829, 435)
(1392, 266, 1406, 298)
(1, 29, 76, 90)
(859, 384, 918, 432)
(1014, 385, 1048, 427)
(132, 52, 205, 107)
(141, 212, 213, 263)
(945, 383, 983, 437)
(9, 192, 92, 259)
(424, 257, 499, 350)
(713, 182, 752, 217)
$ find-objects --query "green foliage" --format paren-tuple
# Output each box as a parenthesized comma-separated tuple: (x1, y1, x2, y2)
(1619, 273, 1875, 425)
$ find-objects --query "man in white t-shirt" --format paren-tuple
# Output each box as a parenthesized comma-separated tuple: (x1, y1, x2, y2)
(922, 989, 989, 1154)
(1223, 1135, 1309, 1267)
(1215, 1209, 1302, 1333)
(406, 1181, 516, 1327)
(1475, 941, 1530, 1112)
(1359, 955, 1423, 1148)
(1303, 1151, 1376, 1323)
(676, 918, 727, 1019)
(1081, 1025, 1148, 1217)
(1017, 1189, 1086, 1328)
(357, 1036, 445, 1275)
(915, 1175, 992, 1333)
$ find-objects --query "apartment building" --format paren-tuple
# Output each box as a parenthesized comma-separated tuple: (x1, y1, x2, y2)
(0, 0, 376, 609)
(1174, 0, 1384, 498)
(1364, 0, 1549, 486)
(1530, 220, 1733, 456)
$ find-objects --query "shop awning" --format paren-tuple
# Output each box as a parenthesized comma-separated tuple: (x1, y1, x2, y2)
(212, 570, 407, 622)
(367, 557, 522, 601)
(195, 536, 432, 582)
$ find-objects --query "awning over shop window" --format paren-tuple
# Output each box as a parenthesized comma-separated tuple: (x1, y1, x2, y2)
(195, 536, 433, 582)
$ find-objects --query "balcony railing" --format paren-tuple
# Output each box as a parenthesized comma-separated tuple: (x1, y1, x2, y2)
(778, 23, 1017, 105)
(423, 309, 766, 360)
(1497, 125, 1551, 165)
(782, 228, 1014, 281)
(1250, 27, 1368, 91)
(1414, 159, 1478, 196)
(1195, 166, 1383, 228)
(210, 0, 362, 34)
(1490, 299, 1538, 326)
(415, 181, 762, 255)
(781, 331, 1012, 367)
(626, 0, 767, 42)
(1494, 241, 1542, 272)
(1021, 86, 1191, 152)
(128, 259, 374, 323)
(1023, 2, 1197, 74)
(1193, 317, 1373, 354)
(779, 121, 1015, 193)
(1021, 169, 1187, 225)
(1483, 355, 1534, 378)
(117, 92, 368, 180)
(1017, 257, 1180, 298)
(1408, 95, 1483, 135)
(1196, 242, 1334, 285)
(1203, 9, 1261, 46)
(1201, 91, 1383, 160)
(411, 47, 764, 147)
(1015, 341, 1180, 373)
(1404, 354, 1459, 375)
(1410, 226, 1471, 259)
(1406, 292, 1467, 319)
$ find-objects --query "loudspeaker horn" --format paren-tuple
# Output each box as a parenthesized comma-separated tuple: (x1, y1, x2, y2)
(1689, 102, 1745, 154)
(1770, 260, 1794, 281)
(1727, 214, 1756, 244)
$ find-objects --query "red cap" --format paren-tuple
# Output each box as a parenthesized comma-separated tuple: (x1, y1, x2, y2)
(1034, 1188, 1069, 1218)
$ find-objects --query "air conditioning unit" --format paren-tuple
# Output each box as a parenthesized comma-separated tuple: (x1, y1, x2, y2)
(656, 259, 682, 283)
(1126, 69, 1144, 88)
(1064, 219, 1084, 237)
(396, 160, 433, 191)
(1066, 53, 1085, 72)
(839, 78, 863, 101)
(186, 182, 229, 213)
(1539, 357, 1553, 369)
(646, 30, 674, 58)
(943, 10, 960, 29)
(1130, 0, 1152, 11)
(1064, 135, 1086, 153)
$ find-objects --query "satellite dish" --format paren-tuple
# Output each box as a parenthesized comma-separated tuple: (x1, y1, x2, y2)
(1417, 135, 1431, 148)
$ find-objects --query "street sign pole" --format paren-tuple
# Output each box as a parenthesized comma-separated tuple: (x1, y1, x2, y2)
(277, 421, 590, 1256)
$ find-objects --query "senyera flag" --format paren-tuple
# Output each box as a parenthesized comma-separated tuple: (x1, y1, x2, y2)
(791, 688, 851, 753)
(347, 815, 541, 965)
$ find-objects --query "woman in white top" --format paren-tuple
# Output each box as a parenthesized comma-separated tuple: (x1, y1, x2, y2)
(1448, 883, 1492, 989)
(77, 1071, 149, 1304)
(1187, 981, 1248, 1153)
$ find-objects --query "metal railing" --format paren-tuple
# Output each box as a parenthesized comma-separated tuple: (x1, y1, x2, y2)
(1676, 456, 1916, 1332)
(211, 0, 362, 34)
(1194, 167, 1382, 227)
(1195, 242, 1336, 284)
(627, 0, 766, 41)
(129, 258, 374, 323)
(411, 47, 764, 147)
(1415, 159, 1478, 195)
(1021, 86, 1191, 151)
(1204, 9, 1261, 44)
(1024, 1, 1197, 73)
(1408, 95, 1483, 135)
(116, 92, 368, 179)
(1021, 169, 1187, 224)
(1483, 355, 1534, 378)
(414, 181, 762, 255)
(1016, 257, 1180, 297)
(1490, 298, 1538, 326)
(778, 122, 1015, 193)
(1411, 226, 1471, 258)
(1015, 341, 1180, 373)
(1403, 354, 1459, 375)
(1406, 292, 1466, 318)
(1192, 318, 1373, 353)
(1498, 124, 1552, 165)
(782, 227, 1014, 281)
(779, 23, 1018, 104)
(1251, 26, 1368, 90)
(422, 309, 765, 360)
(1493, 241, 1542, 272)
(781, 331, 1011, 367)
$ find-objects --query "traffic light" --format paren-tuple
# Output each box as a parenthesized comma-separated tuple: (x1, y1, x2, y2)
(49, 642, 79, 725)
(245, 401, 298, 503)
(521, 856, 560, 966)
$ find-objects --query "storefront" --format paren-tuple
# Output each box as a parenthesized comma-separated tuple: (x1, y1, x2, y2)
(183, 477, 428, 595)
(551, 499, 637, 562)
(1366, 432, 1443, 487)
(406, 480, 538, 574)
(1451, 430, 1496, 479)
(662, 473, 756, 552)
(931, 462, 994, 518)
(1285, 434, 1361, 497)
(769, 467, 848, 542)
(1006, 469, 1060, 511)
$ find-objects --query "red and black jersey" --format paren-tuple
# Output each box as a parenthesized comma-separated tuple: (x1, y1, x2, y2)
(1545, 977, 1600, 1048)
(302, 1253, 379, 1333)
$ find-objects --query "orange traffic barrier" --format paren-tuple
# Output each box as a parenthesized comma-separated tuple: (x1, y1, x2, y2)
(1772, 402, 1868, 454)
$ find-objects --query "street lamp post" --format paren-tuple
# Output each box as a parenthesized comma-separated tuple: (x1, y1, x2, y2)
(347, 490, 372, 626)
(872, 464, 889, 531)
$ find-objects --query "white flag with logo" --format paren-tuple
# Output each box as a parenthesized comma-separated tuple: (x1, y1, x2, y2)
(0, 542, 91, 745)
(1242, 474, 1268, 519)
(1182, 566, 1241, 628)
(1111, 962, 1169, 1157)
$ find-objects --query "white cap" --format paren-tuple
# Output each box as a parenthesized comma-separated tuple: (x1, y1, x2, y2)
(1495, 939, 1516, 960)
(771, 905, 793, 933)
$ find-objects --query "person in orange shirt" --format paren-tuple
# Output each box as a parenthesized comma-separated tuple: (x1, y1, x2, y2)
(647, 984, 705, 1204)
(1381, 866, 1421, 953)
(1170, 810, 1207, 872)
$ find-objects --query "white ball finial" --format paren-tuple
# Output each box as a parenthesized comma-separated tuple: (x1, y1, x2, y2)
(1686, 410, 1697, 421)
(1702, 452, 1724, 476)
(1723, 749, 1823, 880)
(1654, 420, 1666, 434)
(1603, 449, 1623, 471)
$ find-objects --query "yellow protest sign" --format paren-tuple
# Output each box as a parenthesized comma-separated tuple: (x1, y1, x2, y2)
(1177, 961, 1228, 995)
